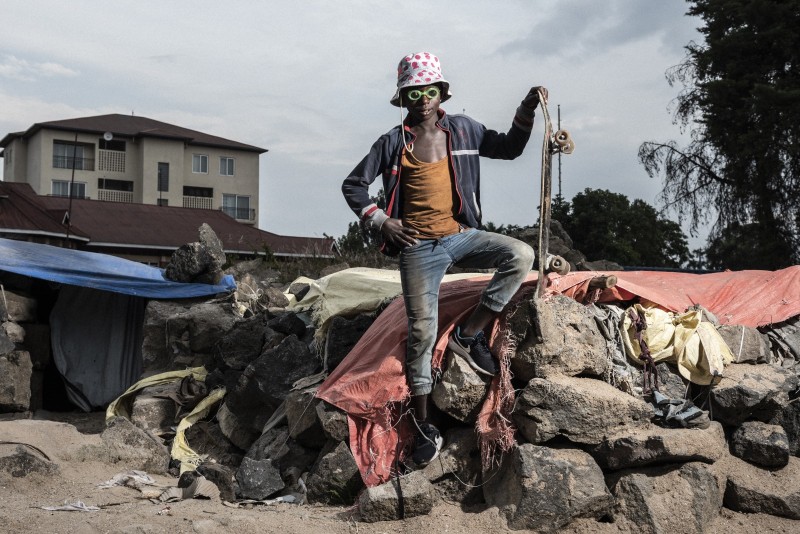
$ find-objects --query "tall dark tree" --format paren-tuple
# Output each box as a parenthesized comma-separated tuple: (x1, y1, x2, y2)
(336, 188, 386, 255)
(639, 0, 800, 269)
(336, 221, 371, 255)
(705, 221, 774, 270)
(564, 189, 690, 268)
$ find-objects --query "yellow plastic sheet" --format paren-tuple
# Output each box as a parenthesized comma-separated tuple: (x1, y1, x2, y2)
(105, 366, 208, 421)
(105, 365, 226, 473)
(622, 304, 734, 385)
(170, 387, 227, 473)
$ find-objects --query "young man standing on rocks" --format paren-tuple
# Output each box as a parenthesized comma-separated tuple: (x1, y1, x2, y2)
(341, 52, 545, 467)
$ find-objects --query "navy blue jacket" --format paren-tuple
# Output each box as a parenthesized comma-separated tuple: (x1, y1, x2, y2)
(342, 108, 533, 255)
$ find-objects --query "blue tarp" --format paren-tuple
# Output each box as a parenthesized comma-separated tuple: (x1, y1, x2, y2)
(0, 237, 235, 298)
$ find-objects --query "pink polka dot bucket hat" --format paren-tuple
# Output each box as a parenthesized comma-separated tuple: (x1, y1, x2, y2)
(390, 52, 452, 107)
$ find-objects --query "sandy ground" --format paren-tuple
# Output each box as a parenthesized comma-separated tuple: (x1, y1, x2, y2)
(1, 412, 798, 534)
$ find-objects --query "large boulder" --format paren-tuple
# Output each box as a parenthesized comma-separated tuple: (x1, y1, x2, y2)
(141, 298, 225, 372)
(224, 335, 320, 435)
(305, 441, 363, 504)
(1, 321, 25, 344)
(165, 301, 238, 368)
(509, 295, 608, 382)
(130, 383, 179, 437)
(431, 352, 490, 423)
(216, 401, 259, 451)
(100, 417, 170, 474)
(324, 314, 376, 371)
(0, 445, 59, 478)
(164, 223, 226, 285)
(0, 327, 15, 355)
(722, 454, 800, 519)
(513, 375, 653, 445)
(285, 388, 326, 449)
(421, 427, 483, 505)
(730, 421, 790, 468)
(483, 443, 613, 532)
(0, 350, 32, 412)
(771, 397, 800, 456)
(709, 363, 797, 426)
(358, 470, 435, 522)
(589, 422, 726, 471)
(213, 315, 277, 371)
(607, 462, 724, 533)
(267, 312, 308, 339)
(183, 420, 244, 470)
(316, 401, 349, 443)
(235, 456, 284, 500)
(716, 324, 772, 364)
(0, 289, 37, 322)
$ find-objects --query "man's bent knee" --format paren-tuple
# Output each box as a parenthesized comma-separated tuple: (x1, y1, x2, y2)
(508, 241, 535, 273)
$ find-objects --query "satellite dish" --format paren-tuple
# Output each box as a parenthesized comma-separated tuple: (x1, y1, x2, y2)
(103, 132, 113, 141)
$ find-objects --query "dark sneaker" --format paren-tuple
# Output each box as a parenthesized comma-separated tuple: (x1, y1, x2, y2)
(411, 420, 443, 467)
(447, 328, 499, 377)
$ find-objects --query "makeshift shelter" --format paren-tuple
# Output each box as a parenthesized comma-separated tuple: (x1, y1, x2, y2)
(0, 237, 234, 411)
(314, 266, 800, 486)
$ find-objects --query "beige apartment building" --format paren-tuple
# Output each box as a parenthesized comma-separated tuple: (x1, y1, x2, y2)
(0, 114, 266, 224)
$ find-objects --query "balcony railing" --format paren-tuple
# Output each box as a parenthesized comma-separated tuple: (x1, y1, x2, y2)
(98, 189, 133, 203)
(183, 196, 213, 210)
(98, 149, 126, 173)
(221, 206, 256, 221)
(52, 156, 95, 171)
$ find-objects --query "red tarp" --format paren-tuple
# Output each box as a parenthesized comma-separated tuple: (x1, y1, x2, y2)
(316, 266, 800, 486)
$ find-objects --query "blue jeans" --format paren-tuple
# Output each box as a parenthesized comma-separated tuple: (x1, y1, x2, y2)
(399, 229, 535, 395)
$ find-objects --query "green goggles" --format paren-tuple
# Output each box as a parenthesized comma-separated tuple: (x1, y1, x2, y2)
(405, 86, 441, 102)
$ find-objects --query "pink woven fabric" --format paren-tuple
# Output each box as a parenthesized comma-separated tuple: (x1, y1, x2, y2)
(317, 266, 800, 486)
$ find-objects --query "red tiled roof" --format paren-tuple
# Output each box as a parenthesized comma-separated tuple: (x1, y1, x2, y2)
(0, 114, 267, 154)
(0, 182, 333, 258)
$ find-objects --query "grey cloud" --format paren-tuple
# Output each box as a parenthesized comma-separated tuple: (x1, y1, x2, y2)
(496, 0, 697, 59)
(0, 55, 78, 81)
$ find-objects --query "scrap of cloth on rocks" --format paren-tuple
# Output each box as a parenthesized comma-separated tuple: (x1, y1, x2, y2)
(315, 266, 800, 487)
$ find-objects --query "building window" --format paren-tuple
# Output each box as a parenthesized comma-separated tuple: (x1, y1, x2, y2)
(53, 141, 94, 171)
(99, 138, 125, 151)
(220, 157, 235, 176)
(52, 180, 86, 198)
(183, 186, 213, 197)
(98, 178, 133, 192)
(222, 194, 253, 220)
(157, 162, 169, 192)
(192, 154, 208, 174)
(157, 198, 169, 206)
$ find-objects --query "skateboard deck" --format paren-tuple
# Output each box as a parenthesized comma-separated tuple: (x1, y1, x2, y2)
(536, 91, 574, 298)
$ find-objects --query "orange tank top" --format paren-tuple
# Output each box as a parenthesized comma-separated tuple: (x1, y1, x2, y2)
(401, 151, 460, 239)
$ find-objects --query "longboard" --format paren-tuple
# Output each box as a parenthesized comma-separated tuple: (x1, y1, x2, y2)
(536, 91, 574, 298)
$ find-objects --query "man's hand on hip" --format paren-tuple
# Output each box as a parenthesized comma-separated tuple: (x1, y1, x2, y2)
(382, 218, 419, 248)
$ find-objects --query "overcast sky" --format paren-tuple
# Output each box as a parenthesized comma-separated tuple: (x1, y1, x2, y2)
(0, 0, 705, 245)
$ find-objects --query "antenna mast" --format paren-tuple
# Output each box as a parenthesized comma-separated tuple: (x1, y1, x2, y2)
(557, 105, 562, 200)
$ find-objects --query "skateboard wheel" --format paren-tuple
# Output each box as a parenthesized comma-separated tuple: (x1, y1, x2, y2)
(549, 255, 571, 276)
(554, 129, 571, 147)
(561, 139, 575, 154)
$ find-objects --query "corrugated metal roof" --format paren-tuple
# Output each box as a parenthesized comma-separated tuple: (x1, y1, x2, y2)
(0, 114, 267, 153)
(0, 182, 333, 257)
(0, 182, 89, 240)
